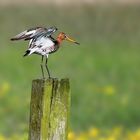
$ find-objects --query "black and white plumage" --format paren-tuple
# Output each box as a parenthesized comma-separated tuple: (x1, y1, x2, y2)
(11, 26, 58, 78)
(24, 35, 58, 57)
(11, 26, 80, 78)
(11, 26, 57, 41)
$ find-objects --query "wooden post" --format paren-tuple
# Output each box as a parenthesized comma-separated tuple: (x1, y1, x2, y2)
(29, 78, 70, 140)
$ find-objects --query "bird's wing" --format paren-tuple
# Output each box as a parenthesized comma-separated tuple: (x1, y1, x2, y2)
(29, 26, 58, 40)
(11, 26, 57, 41)
(43, 26, 58, 37)
(11, 27, 44, 41)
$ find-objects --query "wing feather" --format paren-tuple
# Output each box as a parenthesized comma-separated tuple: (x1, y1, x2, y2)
(10, 27, 45, 41)
(11, 26, 57, 41)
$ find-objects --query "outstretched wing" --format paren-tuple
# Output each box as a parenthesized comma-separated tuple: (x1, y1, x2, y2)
(11, 27, 44, 41)
(44, 26, 58, 37)
(11, 26, 57, 41)
(25, 26, 58, 40)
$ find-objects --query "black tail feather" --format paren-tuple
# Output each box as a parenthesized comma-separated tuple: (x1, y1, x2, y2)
(11, 38, 17, 41)
(23, 50, 30, 57)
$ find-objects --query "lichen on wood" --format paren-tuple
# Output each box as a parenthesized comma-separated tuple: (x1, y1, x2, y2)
(29, 78, 70, 140)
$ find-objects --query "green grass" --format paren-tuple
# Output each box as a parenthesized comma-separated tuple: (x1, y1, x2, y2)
(0, 5, 140, 136)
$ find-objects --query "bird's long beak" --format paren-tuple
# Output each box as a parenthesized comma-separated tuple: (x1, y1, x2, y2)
(65, 35, 80, 45)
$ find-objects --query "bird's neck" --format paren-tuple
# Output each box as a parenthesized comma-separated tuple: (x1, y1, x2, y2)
(56, 37, 63, 44)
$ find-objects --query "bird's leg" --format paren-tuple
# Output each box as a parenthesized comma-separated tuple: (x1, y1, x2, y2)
(45, 56, 51, 79)
(40, 56, 45, 79)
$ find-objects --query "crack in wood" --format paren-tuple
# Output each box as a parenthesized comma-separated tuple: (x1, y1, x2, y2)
(29, 78, 70, 140)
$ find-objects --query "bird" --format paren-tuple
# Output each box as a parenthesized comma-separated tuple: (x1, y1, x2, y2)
(11, 26, 80, 79)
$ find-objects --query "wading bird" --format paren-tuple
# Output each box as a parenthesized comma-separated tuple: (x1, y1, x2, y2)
(11, 26, 80, 78)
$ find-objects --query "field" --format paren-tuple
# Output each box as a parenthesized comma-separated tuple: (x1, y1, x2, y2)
(0, 5, 140, 139)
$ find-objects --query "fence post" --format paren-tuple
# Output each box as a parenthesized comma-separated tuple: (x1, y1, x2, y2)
(28, 78, 70, 140)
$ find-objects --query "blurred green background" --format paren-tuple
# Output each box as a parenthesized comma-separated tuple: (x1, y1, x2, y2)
(0, 2, 140, 139)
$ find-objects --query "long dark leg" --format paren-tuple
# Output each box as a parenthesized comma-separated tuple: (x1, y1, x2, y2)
(45, 57, 51, 78)
(40, 56, 45, 79)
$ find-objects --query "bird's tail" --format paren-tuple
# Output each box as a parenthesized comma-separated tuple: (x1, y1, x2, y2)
(23, 50, 30, 57)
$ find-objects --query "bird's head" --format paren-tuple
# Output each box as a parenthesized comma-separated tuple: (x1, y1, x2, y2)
(57, 32, 80, 45)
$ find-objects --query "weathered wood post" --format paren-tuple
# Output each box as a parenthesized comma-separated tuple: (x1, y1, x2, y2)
(28, 78, 70, 140)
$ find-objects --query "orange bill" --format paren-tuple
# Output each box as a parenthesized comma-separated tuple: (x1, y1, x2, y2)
(65, 35, 80, 45)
